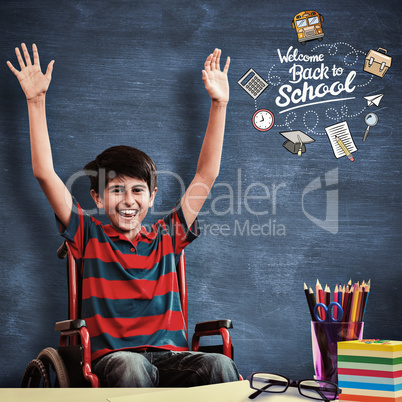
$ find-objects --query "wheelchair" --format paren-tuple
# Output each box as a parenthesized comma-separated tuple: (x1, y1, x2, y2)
(21, 241, 235, 387)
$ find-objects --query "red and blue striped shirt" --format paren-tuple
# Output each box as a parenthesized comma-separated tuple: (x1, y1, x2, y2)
(57, 198, 198, 361)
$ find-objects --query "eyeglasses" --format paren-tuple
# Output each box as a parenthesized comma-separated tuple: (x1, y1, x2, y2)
(249, 372, 341, 401)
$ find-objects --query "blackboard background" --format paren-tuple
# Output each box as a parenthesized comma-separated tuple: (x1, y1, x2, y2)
(0, 0, 401, 388)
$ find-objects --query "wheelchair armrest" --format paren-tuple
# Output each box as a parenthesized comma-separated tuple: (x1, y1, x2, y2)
(194, 319, 233, 332)
(55, 319, 87, 332)
(54, 319, 99, 387)
(192, 320, 233, 358)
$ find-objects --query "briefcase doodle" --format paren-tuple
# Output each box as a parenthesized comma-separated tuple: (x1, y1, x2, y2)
(364, 48, 392, 78)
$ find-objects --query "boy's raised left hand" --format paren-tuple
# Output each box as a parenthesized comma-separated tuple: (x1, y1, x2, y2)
(202, 48, 230, 105)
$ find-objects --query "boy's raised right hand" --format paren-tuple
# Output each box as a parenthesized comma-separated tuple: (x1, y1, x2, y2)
(7, 43, 72, 229)
(7, 43, 54, 102)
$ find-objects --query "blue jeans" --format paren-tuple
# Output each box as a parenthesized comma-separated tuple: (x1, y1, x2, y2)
(92, 350, 240, 387)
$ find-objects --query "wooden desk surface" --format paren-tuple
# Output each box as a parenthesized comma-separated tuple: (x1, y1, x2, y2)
(0, 388, 163, 402)
(0, 381, 310, 402)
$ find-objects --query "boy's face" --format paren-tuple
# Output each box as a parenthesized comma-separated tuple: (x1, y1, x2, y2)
(91, 175, 157, 241)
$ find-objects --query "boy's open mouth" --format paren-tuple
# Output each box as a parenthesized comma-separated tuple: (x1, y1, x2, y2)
(118, 209, 139, 218)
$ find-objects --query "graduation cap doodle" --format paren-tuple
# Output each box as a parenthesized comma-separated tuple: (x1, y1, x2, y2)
(279, 130, 315, 156)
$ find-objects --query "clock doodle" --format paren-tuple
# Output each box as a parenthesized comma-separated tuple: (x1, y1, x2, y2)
(252, 109, 275, 131)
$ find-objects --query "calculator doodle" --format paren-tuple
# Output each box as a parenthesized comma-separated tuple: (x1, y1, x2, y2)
(237, 68, 269, 99)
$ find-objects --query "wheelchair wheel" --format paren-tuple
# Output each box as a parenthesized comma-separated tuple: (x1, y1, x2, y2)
(21, 358, 50, 387)
(37, 347, 70, 387)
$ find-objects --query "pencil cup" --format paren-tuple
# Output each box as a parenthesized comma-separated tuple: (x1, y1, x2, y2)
(311, 321, 364, 384)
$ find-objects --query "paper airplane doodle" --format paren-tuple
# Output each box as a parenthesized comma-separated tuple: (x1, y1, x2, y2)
(363, 94, 384, 107)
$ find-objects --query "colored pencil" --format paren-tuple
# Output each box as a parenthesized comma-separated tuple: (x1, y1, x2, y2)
(334, 285, 339, 320)
(324, 285, 331, 306)
(344, 287, 353, 322)
(309, 287, 316, 307)
(337, 285, 343, 319)
(341, 285, 348, 321)
(354, 285, 363, 322)
(316, 279, 321, 303)
(317, 281, 324, 320)
(350, 284, 360, 322)
(304, 283, 316, 321)
(361, 280, 370, 321)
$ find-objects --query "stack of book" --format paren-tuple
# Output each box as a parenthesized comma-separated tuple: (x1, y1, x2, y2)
(337, 339, 402, 401)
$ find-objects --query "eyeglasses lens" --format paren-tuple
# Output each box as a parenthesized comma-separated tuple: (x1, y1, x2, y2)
(252, 373, 288, 393)
(299, 380, 337, 400)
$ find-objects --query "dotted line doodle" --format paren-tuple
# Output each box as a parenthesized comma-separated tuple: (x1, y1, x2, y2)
(325, 104, 368, 121)
(312, 41, 373, 87)
(274, 111, 297, 131)
(356, 74, 373, 88)
(267, 64, 282, 86)
(312, 41, 366, 64)
(302, 110, 319, 133)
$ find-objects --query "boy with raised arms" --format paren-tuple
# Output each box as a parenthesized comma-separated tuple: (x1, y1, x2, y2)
(7, 44, 239, 387)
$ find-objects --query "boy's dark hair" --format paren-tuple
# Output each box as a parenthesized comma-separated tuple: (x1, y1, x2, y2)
(84, 145, 157, 194)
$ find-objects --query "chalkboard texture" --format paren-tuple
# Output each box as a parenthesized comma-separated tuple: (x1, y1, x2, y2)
(0, 0, 401, 387)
